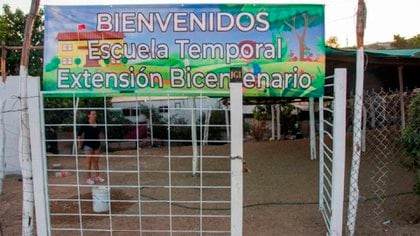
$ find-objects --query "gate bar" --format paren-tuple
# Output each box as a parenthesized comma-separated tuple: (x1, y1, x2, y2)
(28, 77, 49, 236)
(330, 68, 347, 235)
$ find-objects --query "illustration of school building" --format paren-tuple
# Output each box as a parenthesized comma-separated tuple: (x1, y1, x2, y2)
(56, 31, 125, 68)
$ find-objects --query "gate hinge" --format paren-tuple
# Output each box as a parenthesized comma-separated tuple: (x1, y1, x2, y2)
(230, 155, 242, 160)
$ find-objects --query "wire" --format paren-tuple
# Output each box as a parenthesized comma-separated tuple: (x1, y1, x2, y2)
(135, 188, 416, 211)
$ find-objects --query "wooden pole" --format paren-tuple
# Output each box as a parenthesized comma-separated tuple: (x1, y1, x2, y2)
(1, 43, 6, 82)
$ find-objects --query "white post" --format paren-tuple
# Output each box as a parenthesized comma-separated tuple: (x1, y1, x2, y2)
(318, 96, 324, 211)
(276, 104, 281, 140)
(347, 47, 365, 236)
(72, 97, 79, 155)
(19, 66, 35, 236)
(309, 98, 316, 160)
(270, 105, 275, 140)
(27, 77, 49, 236)
(191, 97, 199, 176)
(331, 68, 347, 236)
(0, 97, 5, 194)
(230, 81, 243, 236)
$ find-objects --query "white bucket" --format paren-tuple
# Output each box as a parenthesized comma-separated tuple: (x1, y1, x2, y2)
(92, 186, 110, 213)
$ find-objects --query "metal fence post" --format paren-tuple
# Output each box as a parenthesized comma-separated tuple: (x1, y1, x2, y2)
(230, 80, 243, 235)
(347, 48, 365, 236)
(330, 68, 347, 235)
(28, 77, 49, 236)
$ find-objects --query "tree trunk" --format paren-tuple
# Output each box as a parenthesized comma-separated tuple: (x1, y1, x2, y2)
(19, 1, 40, 235)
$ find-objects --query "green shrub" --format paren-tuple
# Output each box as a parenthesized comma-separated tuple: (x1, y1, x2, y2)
(401, 92, 420, 194)
(251, 105, 268, 141)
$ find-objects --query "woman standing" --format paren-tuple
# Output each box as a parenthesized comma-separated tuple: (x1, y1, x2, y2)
(77, 110, 105, 185)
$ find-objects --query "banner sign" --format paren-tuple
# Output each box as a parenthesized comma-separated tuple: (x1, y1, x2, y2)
(43, 4, 325, 97)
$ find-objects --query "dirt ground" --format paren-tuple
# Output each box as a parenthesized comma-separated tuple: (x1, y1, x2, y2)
(1, 138, 419, 235)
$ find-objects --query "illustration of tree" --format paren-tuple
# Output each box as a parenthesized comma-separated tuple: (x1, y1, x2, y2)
(74, 57, 81, 67)
(103, 58, 110, 66)
(220, 5, 324, 61)
(45, 56, 60, 72)
(269, 6, 323, 61)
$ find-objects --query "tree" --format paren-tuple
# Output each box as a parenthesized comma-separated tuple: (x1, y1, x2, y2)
(391, 34, 409, 49)
(251, 105, 268, 141)
(391, 34, 420, 49)
(407, 34, 420, 48)
(326, 36, 340, 48)
(401, 93, 420, 195)
(0, 4, 44, 76)
(74, 57, 81, 67)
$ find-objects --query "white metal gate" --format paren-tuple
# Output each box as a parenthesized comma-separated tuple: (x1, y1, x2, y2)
(318, 68, 347, 236)
(30, 85, 243, 235)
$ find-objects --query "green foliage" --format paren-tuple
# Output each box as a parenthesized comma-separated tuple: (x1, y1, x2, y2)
(135, 104, 168, 144)
(243, 121, 250, 135)
(103, 58, 110, 65)
(252, 105, 269, 121)
(170, 115, 191, 145)
(251, 105, 269, 141)
(218, 5, 323, 31)
(45, 56, 60, 72)
(75, 98, 132, 139)
(401, 93, 420, 169)
(142, 109, 192, 146)
(105, 110, 132, 140)
(401, 92, 420, 194)
(0, 4, 44, 76)
(391, 34, 420, 49)
(74, 57, 81, 66)
(138, 53, 183, 67)
(207, 109, 227, 141)
(43, 97, 132, 153)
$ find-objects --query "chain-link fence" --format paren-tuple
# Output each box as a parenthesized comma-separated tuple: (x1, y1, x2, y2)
(348, 88, 420, 235)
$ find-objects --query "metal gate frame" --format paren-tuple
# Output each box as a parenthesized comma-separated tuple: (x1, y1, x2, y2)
(318, 68, 347, 235)
(29, 81, 243, 235)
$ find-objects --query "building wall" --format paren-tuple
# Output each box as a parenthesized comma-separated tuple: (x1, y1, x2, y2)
(0, 76, 21, 174)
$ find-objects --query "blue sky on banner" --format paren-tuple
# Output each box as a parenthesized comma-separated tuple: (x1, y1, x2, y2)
(4, 0, 420, 47)
(43, 4, 324, 63)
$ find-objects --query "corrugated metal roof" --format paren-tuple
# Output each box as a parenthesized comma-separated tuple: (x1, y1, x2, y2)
(365, 49, 420, 58)
(327, 46, 420, 58)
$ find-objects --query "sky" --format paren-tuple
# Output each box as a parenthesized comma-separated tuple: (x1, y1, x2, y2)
(1, 0, 419, 47)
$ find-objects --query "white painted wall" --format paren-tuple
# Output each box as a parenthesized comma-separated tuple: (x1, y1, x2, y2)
(0, 76, 22, 174)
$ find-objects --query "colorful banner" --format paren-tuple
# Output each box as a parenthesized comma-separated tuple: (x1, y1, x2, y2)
(43, 4, 325, 97)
